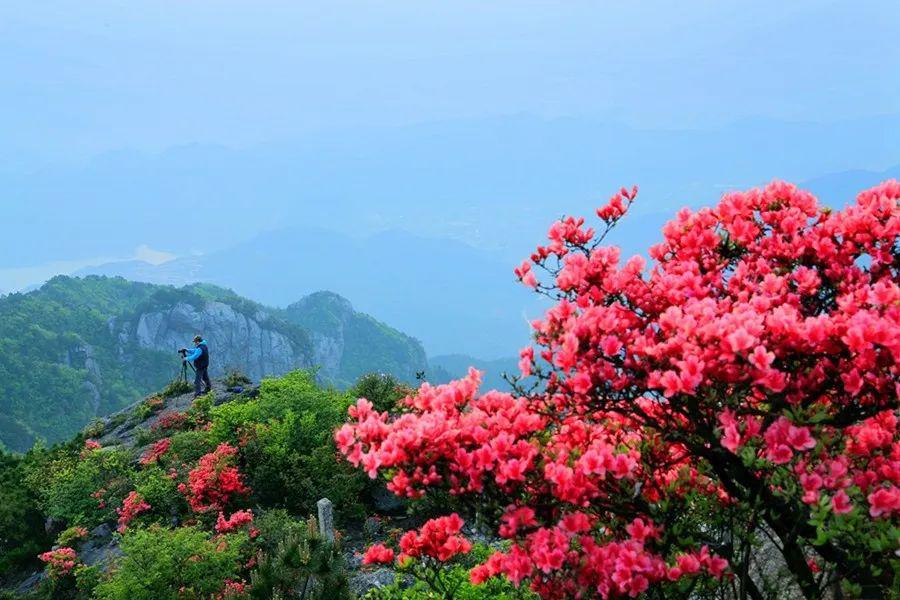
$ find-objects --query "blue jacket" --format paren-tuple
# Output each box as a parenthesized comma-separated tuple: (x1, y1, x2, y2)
(185, 341, 207, 364)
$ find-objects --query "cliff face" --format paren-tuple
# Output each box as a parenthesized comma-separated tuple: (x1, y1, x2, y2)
(114, 301, 310, 382)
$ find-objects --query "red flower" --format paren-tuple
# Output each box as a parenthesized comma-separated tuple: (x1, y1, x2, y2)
(181, 443, 249, 512)
(116, 491, 150, 532)
(867, 486, 900, 518)
(397, 515, 472, 562)
(139, 437, 171, 465)
(362, 543, 395, 565)
(215, 510, 254, 533)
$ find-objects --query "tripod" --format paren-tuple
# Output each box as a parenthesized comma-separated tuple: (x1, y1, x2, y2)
(177, 358, 196, 383)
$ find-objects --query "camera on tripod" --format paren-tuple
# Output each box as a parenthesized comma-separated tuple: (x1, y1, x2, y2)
(178, 348, 188, 358)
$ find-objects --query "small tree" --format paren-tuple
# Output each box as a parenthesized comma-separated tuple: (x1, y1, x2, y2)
(338, 181, 900, 598)
(248, 517, 350, 600)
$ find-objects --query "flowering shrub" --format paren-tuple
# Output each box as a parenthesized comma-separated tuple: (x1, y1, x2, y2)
(339, 181, 900, 598)
(362, 515, 476, 598)
(137, 396, 166, 420)
(39, 547, 79, 579)
(140, 437, 171, 465)
(152, 411, 189, 433)
(116, 490, 151, 533)
(179, 442, 249, 512)
(78, 438, 102, 460)
(56, 525, 90, 547)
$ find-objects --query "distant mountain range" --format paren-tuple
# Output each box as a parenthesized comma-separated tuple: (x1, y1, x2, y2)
(802, 164, 900, 205)
(3, 113, 898, 270)
(0, 276, 430, 452)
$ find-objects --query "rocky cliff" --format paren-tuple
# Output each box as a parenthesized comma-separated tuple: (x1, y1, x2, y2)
(113, 300, 310, 382)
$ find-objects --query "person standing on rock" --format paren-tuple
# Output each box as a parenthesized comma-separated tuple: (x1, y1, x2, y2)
(182, 335, 211, 397)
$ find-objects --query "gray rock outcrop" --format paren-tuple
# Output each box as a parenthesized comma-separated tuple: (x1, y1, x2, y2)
(116, 301, 310, 381)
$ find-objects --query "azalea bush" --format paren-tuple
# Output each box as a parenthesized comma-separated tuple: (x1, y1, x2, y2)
(178, 442, 249, 513)
(38, 547, 80, 580)
(339, 181, 900, 598)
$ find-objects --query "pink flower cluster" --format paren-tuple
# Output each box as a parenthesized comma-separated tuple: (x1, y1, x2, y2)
(362, 515, 472, 566)
(178, 443, 249, 512)
(151, 411, 188, 432)
(398, 514, 472, 562)
(38, 547, 79, 579)
(80, 439, 101, 458)
(116, 491, 151, 533)
(215, 509, 254, 533)
(215, 579, 248, 599)
(139, 437, 171, 465)
(362, 543, 395, 565)
(339, 180, 900, 596)
(335, 378, 546, 497)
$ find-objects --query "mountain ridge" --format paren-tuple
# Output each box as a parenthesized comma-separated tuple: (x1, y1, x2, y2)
(0, 275, 427, 452)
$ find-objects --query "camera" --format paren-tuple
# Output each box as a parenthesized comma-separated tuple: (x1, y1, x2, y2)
(178, 348, 188, 357)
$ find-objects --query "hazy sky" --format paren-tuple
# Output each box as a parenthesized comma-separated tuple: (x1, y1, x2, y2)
(2, 0, 898, 163)
(0, 0, 898, 300)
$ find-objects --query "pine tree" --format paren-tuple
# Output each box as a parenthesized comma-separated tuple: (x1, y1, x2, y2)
(248, 517, 350, 600)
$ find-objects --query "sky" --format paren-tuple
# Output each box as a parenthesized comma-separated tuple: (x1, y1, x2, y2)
(2, 0, 898, 163)
(0, 0, 898, 347)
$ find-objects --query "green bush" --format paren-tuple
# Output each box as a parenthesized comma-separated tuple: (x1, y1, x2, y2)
(74, 565, 101, 597)
(26, 446, 133, 529)
(132, 465, 183, 522)
(187, 392, 214, 423)
(223, 370, 251, 388)
(350, 373, 411, 413)
(81, 419, 106, 440)
(0, 451, 49, 577)
(133, 427, 154, 447)
(166, 429, 214, 464)
(93, 526, 245, 600)
(209, 371, 366, 520)
(252, 509, 313, 554)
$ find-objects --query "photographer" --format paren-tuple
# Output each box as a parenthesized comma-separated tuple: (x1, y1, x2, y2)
(180, 335, 211, 398)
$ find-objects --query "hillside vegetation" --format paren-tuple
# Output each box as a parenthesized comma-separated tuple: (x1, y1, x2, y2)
(0, 369, 522, 600)
(0, 276, 428, 452)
